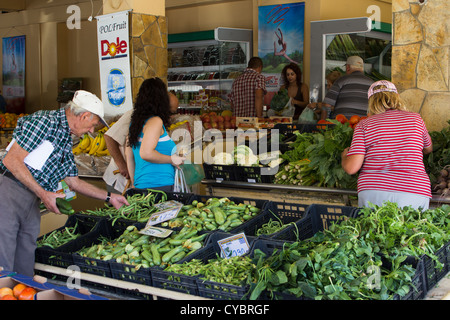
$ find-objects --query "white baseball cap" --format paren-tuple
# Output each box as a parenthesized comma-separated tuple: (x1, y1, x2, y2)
(345, 56, 364, 69)
(72, 90, 109, 128)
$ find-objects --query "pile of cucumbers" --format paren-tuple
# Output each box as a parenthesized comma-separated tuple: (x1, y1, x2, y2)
(160, 197, 261, 232)
(76, 225, 207, 268)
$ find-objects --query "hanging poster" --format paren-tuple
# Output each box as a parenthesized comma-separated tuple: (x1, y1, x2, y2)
(96, 10, 132, 117)
(258, 3, 305, 94)
(2, 35, 26, 114)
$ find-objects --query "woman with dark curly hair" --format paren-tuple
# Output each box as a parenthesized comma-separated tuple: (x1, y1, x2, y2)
(125, 78, 185, 192)
(279, 63, 309, 120)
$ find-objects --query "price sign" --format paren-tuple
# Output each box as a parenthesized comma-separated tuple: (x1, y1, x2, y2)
(144, 200, 183, 227)
(139, 226, 173, 238)
(217, 233, 250, 258)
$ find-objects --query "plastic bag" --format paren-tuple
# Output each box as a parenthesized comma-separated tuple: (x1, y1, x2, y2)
(180, 162, 205, 185)
(268, 97, 295, 117)
(297, 107, 316, 123)
(173, 168, 191, 193)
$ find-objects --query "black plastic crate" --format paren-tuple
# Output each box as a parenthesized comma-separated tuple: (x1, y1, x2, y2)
(70, 219, 128, 277)
(35, 215, 104, 268)
(423, 241, 449, 292)
(392, 259, 427, 300)
(272, 203, 359, 241)
(246, 238, 302, 300)
(233, 165, 277, 183)
(203, 163, 237, 181)
(173, 232, 258, 300)
(183, 245, 250, 300)
(230, 201, 308, 238)
(109, 261, 153, 300)
(273, 123, 335, 140)
(151, 267, 200, 297)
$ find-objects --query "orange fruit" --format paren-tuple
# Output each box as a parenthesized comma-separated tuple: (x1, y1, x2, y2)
(335, 114, 348, 124)
(18, 287, 36, 300)
(349, 115, 361, 125)
(0, 287, 14, 298)
(1, 294, 17, 300)
(13, 283, 27, 298)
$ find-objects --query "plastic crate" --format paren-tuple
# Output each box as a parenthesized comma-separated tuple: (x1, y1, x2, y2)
(423, 241, 450, 292)
(230, 201, 308, 238)
(35, 215, 104, 268)
(109, 261, 153, 300)
(182, 244, 250, 300)
(392, 259, 427, 300)
(246, 238, 302, 300)
(151, 267, 201, 297)
(68, 219, 130, 292)
(273, 123, 335, 140)
(203, 163, 237, 181)
(272, 203, 359, 241)
(233, 165, 277, 183)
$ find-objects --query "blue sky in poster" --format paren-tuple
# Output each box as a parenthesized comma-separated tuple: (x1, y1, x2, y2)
(258, 3, 305, 58)
(2, 36, 25, 74)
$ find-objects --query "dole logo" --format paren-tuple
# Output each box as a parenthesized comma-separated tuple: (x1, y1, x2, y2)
(101, 37, 127, 58)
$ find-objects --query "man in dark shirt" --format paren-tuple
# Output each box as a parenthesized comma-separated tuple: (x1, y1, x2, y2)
(322, 56, 374, 119)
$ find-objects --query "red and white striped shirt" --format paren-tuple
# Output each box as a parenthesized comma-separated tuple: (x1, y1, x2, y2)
(347, 110, 432, 198)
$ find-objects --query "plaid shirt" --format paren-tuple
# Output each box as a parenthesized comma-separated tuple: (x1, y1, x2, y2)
(229, 68, 266, 117)
(0, 108, 77, 192)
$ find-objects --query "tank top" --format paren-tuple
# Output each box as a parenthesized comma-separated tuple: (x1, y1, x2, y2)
(132, 118, 177, 188)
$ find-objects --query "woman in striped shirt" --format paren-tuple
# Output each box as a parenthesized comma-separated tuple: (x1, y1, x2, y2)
(341, 80, 433, 210)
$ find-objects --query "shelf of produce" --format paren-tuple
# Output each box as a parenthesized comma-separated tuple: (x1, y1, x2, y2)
(201, 179, 450, 208)
(33, 263, 209, 300)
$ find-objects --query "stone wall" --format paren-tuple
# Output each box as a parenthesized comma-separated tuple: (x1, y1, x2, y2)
(130, 13, 168, 102)
(392, 0, 449, 132)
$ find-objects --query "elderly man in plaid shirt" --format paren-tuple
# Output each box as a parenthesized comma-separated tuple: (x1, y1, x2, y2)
(229, 57, 267, 117)
(0, 90, 129, 276)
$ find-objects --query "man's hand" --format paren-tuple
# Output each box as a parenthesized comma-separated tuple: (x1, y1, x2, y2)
(109, 193, 129, 210)
(40, 191, 67, 214)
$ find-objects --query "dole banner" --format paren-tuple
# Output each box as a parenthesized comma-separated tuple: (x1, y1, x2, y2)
(96, 10, 132, 116)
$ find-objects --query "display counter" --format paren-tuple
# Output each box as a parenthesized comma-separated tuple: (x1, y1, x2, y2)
(201, 179, 450, 208)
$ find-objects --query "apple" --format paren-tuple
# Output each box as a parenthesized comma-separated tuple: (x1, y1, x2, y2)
(224, 121, 232, 129)
(211, 121, 218, 128)
(216, 115, 224, 123)
(203, 123, 212, 130)
(223, 115, 231, 122)
(203, 115, 211, 123)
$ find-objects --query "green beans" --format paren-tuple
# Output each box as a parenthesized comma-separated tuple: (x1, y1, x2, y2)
(78, 189, 168, 225)
(37, 221, 81, 248)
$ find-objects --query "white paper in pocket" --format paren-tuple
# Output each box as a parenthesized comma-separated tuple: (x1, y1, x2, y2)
(24, 140, 54, 170)
(6, 139, 55, 171)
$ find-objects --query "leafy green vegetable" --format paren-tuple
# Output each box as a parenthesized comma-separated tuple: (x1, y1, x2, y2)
(247, 202, 450, 300)
(270, 88, 290, 112)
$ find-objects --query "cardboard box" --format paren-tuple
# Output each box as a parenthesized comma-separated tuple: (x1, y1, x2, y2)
(0, 267, 108, 300)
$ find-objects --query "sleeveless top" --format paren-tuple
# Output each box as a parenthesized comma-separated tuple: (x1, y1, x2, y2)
(132, 118, 176, 188)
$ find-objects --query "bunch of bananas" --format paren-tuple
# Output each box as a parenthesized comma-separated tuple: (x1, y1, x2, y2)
(72, 131, 110, 157)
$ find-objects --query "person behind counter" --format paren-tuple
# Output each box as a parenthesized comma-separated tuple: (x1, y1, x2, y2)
(125, 78, 185, 193)
(306, 70, 342, 120)
(341, 80, 433, 210)
(229, 57, 267, 118)
(321, 56, 374, 119)
(103, 92, 179, 194)
(0, 90, 129, 277)
(279, 63, 309, 120)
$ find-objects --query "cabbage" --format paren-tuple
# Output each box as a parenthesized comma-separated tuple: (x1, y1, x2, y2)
(213, 152, 234, 165)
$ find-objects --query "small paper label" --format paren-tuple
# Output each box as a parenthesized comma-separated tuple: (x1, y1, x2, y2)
(217, 233, 250, 258)
(139, 226, 173, 238)
(144, 200, 183, 226)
